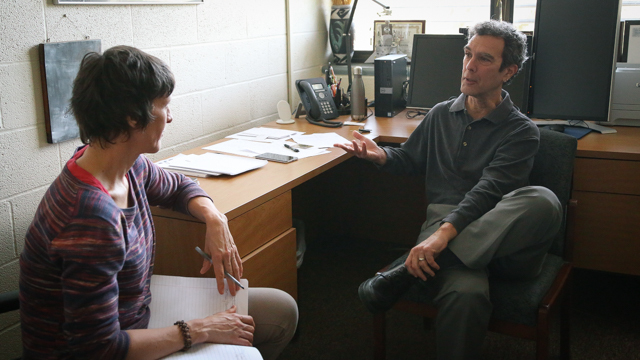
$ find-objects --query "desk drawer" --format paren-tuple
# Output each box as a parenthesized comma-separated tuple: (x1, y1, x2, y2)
(573, 158, 640, 195)
(230, 191, 292, 258)
(153, 191, 292, 277)
(242, 228, 297, 299)
(572, 191, 640, 276)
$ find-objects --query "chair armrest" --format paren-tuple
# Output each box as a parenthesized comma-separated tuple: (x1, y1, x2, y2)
(539, 262, 573, 312)
(564, 199, 578, 262)
(0, 290, 19, 313)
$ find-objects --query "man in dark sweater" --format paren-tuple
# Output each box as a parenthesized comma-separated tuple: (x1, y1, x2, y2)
(335, 20, 562, 359)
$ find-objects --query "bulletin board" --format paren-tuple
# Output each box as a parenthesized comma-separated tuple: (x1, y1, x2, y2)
(39, 40, 101, 143)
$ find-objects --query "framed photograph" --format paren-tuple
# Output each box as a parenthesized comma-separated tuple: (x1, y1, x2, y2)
(623, 20, 640, 63)
(372, 20, 425, 62)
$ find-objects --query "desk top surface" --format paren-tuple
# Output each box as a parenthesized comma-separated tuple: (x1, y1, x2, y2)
(152, 110, 640, 220)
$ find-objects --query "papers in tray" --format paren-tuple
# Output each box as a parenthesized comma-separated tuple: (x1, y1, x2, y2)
(226, 127, 305, 143)
(204, 139, 330, 159)
(157, 153, 267, 177)
(148, 275, 261, 359)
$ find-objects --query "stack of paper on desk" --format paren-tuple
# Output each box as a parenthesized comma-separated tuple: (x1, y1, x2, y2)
(227, 127, 304, 143)
(157, 153, 267, 177)
(148, 275, 261, 359)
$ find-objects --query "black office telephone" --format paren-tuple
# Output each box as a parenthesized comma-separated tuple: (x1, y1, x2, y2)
(295, 78, 342, 128)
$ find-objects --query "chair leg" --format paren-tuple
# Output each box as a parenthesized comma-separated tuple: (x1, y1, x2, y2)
(536, 311, 550, 360)
(374, 312, 386, 360)
(560, 289, 571, 359)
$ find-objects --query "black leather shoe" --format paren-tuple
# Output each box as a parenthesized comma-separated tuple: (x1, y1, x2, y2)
(358, 264, 417, 313)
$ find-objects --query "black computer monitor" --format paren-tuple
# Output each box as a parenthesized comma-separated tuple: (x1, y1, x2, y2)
(407, 33, 532, 112)
(527, 0, 620, 121)
(406, 34, 466, 110)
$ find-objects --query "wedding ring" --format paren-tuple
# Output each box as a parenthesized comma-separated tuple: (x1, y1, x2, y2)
(418, 257, 425, 261)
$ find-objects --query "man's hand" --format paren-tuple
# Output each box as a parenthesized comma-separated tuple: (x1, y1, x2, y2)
(334, 131, 387, 165)
(405, 223, 458, 281)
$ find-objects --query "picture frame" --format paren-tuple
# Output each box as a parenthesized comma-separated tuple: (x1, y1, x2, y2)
(622, 20, 640, 63)
(372, 20, 425, 62)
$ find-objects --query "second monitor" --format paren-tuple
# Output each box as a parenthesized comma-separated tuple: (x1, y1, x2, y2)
(406, 34, 531, 112)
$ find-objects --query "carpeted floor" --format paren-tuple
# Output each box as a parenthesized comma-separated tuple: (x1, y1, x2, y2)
(278, 235, 640, 360)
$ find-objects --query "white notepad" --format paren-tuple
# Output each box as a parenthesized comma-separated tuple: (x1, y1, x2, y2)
(148, 275, 261, 360)
(157, 153, 267, 176)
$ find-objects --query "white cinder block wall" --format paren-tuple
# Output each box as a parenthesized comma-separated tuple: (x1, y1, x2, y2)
(0, 0, 332, 357)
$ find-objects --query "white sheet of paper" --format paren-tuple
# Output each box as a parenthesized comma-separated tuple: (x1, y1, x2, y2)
(227, 127, 305, 142)
(204, 140, 330, 159)
(148, 275, 259, 359)
(291, 133, 350, 148)
(148, 275, 249, 328)
(161, 343, 262, 360)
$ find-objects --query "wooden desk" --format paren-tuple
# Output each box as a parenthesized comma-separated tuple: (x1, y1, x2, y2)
(151, 112, 422, 299)
(152, 112, 640, 299)
(572, 127, 640, 276)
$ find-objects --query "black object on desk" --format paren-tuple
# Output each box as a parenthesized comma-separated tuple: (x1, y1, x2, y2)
(541, 125, 593, 139)
(295, 78, 343, 128)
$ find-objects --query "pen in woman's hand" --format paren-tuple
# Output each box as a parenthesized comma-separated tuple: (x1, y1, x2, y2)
(195, 246, 245, 289)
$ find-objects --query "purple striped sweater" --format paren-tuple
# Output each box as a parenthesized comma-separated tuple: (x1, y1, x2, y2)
(19, 147, 208, 359)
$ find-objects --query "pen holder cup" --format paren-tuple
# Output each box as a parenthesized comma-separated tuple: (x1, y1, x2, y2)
(334, 89, 350, 115)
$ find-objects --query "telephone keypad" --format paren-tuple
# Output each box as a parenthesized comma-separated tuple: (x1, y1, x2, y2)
(320, 100, 333, 114)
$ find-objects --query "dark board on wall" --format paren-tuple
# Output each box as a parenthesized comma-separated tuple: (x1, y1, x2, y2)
(39, 40, 101, 144)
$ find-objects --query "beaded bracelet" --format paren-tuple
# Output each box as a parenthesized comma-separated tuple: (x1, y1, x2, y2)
(174, 320, 192, 351)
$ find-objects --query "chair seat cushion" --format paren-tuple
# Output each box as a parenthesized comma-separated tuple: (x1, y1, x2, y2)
(392, 254, 567, 327)
(489, 254, 566, 326)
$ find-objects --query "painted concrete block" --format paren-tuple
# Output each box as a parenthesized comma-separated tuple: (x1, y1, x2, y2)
(247, 0, 287, 38)
(171, 43, 227, 95)
(0, 202, 15, 265)
(0, 127, 61, 199)
(249, 74, 287, 120)
(0, 62, 44, 129)
(197, 0, 247, 43)
(0, 0, 46, 63)
(201, 84, 252, 134)
(226, 39, 270, 84)
(43, 4, 133, 50)
(162, 94, 203, 147)
(132, 5, 198, 48)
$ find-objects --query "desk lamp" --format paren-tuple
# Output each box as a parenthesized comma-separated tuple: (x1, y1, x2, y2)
(343, 0, 391, 91)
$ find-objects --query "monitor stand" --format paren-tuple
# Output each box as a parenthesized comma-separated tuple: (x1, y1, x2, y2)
(600, 119, 640, 128)
(532, 120, 617, 134)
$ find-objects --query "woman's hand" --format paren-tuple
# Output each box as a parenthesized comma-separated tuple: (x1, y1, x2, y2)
(201, 210, 243, 295)
(189, 306, 255, 347)
(188, 197, 243, 295)
(334, 131, 387, 165)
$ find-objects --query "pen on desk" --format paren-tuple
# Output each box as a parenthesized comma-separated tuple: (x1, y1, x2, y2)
(194, 246, 245, 289)
(284, 143, 299, 152)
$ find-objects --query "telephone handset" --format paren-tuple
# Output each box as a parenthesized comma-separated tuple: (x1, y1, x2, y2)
(295, 78, 342, 128)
